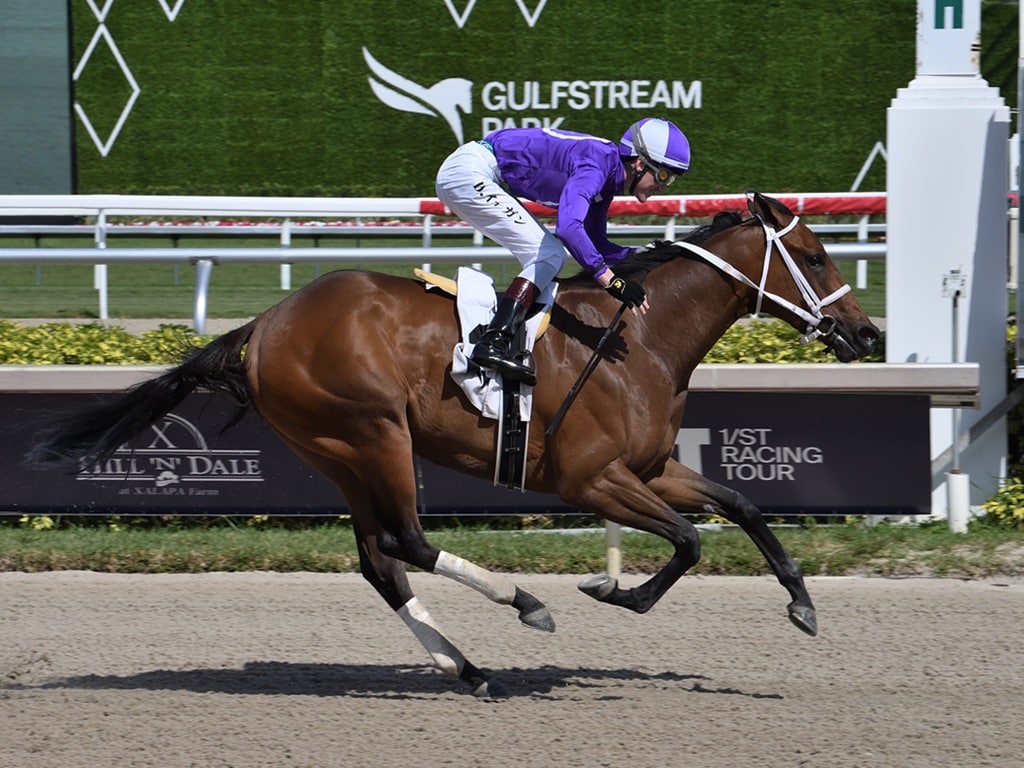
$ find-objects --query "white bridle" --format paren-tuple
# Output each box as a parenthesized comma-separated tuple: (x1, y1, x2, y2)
(677, 215, 851, 344)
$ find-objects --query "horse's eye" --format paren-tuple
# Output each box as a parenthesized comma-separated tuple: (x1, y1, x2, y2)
(806, 253, 825, 269)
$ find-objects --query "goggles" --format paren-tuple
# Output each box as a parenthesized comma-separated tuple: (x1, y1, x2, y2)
(631, 125, 681, 186)
(643, 161, 677, 186)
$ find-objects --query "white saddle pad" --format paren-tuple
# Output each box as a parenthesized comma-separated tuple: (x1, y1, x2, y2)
(443, 266, 557, 421)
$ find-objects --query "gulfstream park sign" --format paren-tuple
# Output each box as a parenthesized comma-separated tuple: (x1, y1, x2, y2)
(363, 46, 702, 144)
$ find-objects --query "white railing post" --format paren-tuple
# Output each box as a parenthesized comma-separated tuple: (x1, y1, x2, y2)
(422, 214, 433, 247)
(94, 210, 108, 320)
(605, 521, 622, 579)
(856, 213, 869, 289)
(280, 217, 292, 290)
(193, 259, 214, 334)
(471, 228, 483, 271)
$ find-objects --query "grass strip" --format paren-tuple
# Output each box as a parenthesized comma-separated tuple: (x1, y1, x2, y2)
(1, 522, 1020, 578)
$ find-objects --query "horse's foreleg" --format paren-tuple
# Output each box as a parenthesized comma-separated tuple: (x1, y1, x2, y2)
(577, 551, 694, 613)
(567, 460, 702, 614)
(649, 459, 817, 636)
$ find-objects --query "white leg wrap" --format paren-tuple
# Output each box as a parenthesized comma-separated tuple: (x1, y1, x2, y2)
(396, 597, 466, 679)
(434, 550, 516, 605)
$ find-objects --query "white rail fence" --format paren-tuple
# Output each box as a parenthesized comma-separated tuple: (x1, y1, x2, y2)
(0, 193, 888, 332)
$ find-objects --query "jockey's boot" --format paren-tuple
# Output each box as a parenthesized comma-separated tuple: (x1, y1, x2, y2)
(470, 277, 540, 385)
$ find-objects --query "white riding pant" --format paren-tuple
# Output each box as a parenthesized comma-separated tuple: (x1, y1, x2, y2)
(435, 141, 566, 290)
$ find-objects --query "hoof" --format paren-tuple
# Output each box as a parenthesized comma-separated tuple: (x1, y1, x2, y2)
(787, 602, 818, 636)
(578, 574, 618, 601)
(472, 678, 509, 699)
(513, 587, 556, 632)
(519, 606, 556, 633)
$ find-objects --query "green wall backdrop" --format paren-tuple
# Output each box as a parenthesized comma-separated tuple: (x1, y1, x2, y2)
(68, 0, 1018, 197)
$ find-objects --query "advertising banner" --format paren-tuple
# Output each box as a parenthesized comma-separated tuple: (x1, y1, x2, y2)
(676, 392, 930, 515)
(2, 391, 929, 517)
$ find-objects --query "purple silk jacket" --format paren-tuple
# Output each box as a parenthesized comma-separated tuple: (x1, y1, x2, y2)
(485, 127, 633, 278)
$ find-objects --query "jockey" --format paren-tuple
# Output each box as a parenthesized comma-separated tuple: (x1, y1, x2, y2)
(435, 117, 691, 385)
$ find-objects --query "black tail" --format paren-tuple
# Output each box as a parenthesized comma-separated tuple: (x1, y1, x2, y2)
(26, 320, 257, 471)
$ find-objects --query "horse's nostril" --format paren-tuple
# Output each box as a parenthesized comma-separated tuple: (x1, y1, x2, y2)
(859, 326, 880, 348)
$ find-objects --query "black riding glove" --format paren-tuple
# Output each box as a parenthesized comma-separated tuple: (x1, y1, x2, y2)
(605, 277, 646, 308)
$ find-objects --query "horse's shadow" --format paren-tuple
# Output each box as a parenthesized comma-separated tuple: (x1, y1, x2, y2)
(10, 661, 783, 701)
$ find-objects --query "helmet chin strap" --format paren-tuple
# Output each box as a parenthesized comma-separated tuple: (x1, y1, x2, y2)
(628, 160, 646, 195)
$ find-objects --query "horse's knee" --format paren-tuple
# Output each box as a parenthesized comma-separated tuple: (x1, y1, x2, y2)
(674, 523, 701, 565)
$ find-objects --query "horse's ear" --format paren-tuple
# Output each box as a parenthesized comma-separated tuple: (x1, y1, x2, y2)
(745, 189, 792, 228)
(745, 189, 777, 226)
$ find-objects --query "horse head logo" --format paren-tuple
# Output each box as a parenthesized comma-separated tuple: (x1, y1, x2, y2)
(362, 47, 472, 144)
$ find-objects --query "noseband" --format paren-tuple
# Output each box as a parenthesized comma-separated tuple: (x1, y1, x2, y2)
(678, 215, 851, 345)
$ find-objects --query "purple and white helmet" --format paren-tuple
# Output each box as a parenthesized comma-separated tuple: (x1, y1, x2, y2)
(618, 117, 691, 174)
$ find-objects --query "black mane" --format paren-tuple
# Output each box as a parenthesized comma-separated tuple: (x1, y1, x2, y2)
(562, 209, 746, 284)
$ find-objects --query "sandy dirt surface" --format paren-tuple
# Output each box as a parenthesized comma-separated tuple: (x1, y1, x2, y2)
(2, 571, 1022, 768)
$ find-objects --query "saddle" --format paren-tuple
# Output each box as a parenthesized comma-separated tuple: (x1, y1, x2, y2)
(414, 269, 553, 339)
(414, 267, 556, 491)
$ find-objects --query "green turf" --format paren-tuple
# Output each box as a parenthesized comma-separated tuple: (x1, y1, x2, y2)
(0, 517, 1020, 577)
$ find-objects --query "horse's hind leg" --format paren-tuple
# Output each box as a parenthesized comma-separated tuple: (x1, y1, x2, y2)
(430, 550, 555, 631)
(378, 508, 556, 633)
(338, 425, 555, 633)
(284, 437, 552, 696)
(280, 442, 505, 697)
(354, 521, 507, 698)
(361, 488, 557, 692)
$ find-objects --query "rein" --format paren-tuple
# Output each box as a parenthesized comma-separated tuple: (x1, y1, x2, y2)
(677, 215, 851, 344)
(545, 270, 648, 438)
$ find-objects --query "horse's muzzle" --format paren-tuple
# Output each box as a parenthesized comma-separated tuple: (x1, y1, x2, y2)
(824, 316, 880, 362)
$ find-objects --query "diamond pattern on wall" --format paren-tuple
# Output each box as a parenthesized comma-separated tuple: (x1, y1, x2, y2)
(73, 24, 140, 158)
(74, 1, 186, 157)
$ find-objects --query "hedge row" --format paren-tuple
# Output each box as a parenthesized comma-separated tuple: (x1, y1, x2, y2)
(0, 318, 871, 366)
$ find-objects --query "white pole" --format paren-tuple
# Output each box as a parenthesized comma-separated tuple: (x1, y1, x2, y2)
(94, 210, 108, 320)
(604, 522, 622, 579)
(946, 273, 969, 533)
(280, 217, 292, 290)
(947, 471, 970, 533)
(1018, 0, 1024, 373)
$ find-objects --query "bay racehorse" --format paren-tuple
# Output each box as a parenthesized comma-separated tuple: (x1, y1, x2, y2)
(29, 191, 880, 697)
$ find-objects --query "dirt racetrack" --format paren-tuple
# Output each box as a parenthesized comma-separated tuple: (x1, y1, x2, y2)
(2, 571, 1022, 768)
